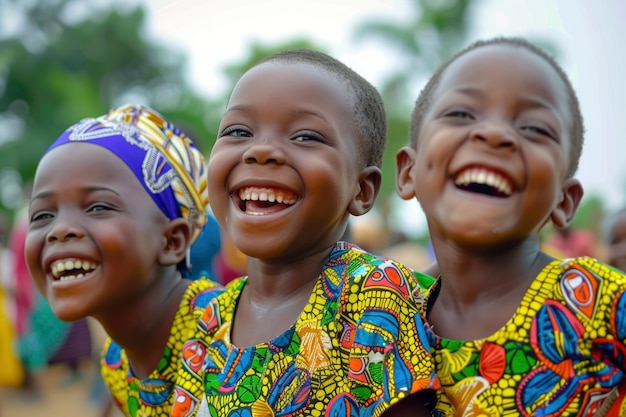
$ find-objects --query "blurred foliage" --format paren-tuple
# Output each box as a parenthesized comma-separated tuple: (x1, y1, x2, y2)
(353, 0, 477, 235)
(6, 0, 602, 243)
(0, 0, 326, 222)
(571, 192, 607, 235)
(0, 0, 216, 218)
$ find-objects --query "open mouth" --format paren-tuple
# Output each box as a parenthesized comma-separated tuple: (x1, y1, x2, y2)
(238, 186, 298, 216)
(454, 167, 513, 198)
(51, 258, 97, 281)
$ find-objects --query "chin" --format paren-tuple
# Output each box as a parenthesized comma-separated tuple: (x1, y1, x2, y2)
(49, 300, 89, 323)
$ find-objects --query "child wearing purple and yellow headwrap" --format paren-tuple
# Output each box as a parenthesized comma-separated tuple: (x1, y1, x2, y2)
(24, 104, 225, 416)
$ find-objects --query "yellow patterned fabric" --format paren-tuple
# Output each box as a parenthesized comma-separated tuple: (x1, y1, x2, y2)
(428, 257, 626, 417)
(101, 278, 224, 417)
(170, 242, 439, 417)
(102, 104, 208, 242)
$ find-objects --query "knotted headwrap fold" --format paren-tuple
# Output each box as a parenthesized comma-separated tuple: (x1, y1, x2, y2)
(46, 104, 209, 246)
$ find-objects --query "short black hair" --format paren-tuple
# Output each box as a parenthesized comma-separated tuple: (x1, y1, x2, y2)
(258, 49, 387, 168)
(410, 37, 584, 178)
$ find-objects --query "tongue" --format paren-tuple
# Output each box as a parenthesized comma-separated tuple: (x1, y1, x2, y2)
(245, 200, 292, 215)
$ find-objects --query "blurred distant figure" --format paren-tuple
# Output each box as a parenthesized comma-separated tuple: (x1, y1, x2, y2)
(0, 213, 24, 388)
(214, 232, 247, 285)
(605, 208, 626, 272)
(543, 225, 597, 258)
(187, 212, 221, 282)
(9, 207, 35, 341)
(350, 210, 390, 254)
(10, 204, 72, 398)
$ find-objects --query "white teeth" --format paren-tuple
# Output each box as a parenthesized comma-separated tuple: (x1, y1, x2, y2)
(238, 187, 297, 205)
(60, 273, 85, 282)
(454, 168, 513, 195)
(51, 258, 97, 280)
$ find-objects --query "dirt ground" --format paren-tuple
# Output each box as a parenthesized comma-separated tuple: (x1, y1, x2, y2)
(0, 360, 124, 417)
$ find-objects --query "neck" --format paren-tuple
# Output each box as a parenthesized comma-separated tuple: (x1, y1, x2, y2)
(434, 238, 549, 306)
(427, 237, 555, 340)
(230, 245, 333, 347)
(96, 271, 188, 378)
(244, 244, 334, 303)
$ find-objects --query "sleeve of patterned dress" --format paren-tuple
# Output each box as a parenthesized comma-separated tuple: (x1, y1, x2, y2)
(346, 256, 440, 416)
(591, 260, 626, 416)
(99, 278, 223, 417)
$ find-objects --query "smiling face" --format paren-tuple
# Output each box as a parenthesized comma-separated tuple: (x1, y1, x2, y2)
(207, 61, 380, 262)
(25, 143, 172, 321)
(397, 44, 582, 250)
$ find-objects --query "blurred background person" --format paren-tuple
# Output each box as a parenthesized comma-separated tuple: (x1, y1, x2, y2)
(0, 212, 24, 389)
(605, 207, 626, 272)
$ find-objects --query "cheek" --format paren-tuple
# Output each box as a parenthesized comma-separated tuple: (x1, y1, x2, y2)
(24, 232, 43, 272)
(96, 222, 153, 258)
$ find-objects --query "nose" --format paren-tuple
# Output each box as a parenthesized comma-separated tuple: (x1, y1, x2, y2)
(46, 216, 85, 243)
(242, 140, 286, 165)
(470, 120, 517, 151)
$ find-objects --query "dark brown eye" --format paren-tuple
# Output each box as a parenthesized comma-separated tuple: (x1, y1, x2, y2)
(445, 110, 472, 119)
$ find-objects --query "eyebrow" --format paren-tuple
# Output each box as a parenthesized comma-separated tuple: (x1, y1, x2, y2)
(224, 105, 329, 122)
(454, 86, 556, 111)
(30, 185, 122, 203)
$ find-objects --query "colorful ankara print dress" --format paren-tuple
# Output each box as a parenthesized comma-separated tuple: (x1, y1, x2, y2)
(427, 257, 626, 417)
(172, 242, 439, 417)
(101, 278, 224, 417)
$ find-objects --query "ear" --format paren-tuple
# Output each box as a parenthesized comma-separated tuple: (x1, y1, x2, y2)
(158, 218, 192, 266)
(396, 146, 418, 200)
(550, 178, 584, 229)
(348, 166, 382, 216)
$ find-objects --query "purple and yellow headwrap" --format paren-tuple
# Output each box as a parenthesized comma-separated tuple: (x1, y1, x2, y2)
(46, 104, 209, 245)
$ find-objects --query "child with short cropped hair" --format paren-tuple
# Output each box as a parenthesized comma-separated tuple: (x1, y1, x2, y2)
(167, 48, 439, 417)
(396, 37, 626, 416)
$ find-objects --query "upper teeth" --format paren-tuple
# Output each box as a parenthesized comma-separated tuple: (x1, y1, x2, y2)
(455, 168, 513, 195)
(238, 187, 297, 204)
(51, 258, 97, 281)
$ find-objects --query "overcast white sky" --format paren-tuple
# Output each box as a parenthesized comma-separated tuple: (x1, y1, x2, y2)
(139, 0, 626, 235)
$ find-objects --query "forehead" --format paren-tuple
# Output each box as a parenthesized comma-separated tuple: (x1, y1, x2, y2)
(230, 61, 355, 115)
(34, 143, 146, 196)
(435, 45, 571, 121)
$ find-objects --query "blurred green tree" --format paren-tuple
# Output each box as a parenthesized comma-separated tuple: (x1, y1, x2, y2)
(0, 0, 217, 216)
(0, 0, 330, 222)
(353, 0, 477, 212)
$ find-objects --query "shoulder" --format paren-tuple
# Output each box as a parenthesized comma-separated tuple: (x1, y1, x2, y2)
(543, 257, 626, 329)
(558, 257, 626, 308)
(196, 277, 245, 334)
(336, 247, 439, 406)
(185, 278, 226, 308)
(337, 243, 424, 306)
(100, 338, 129, 401)
(169, 279, 226, 328)
(556, 257, 626, 289)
